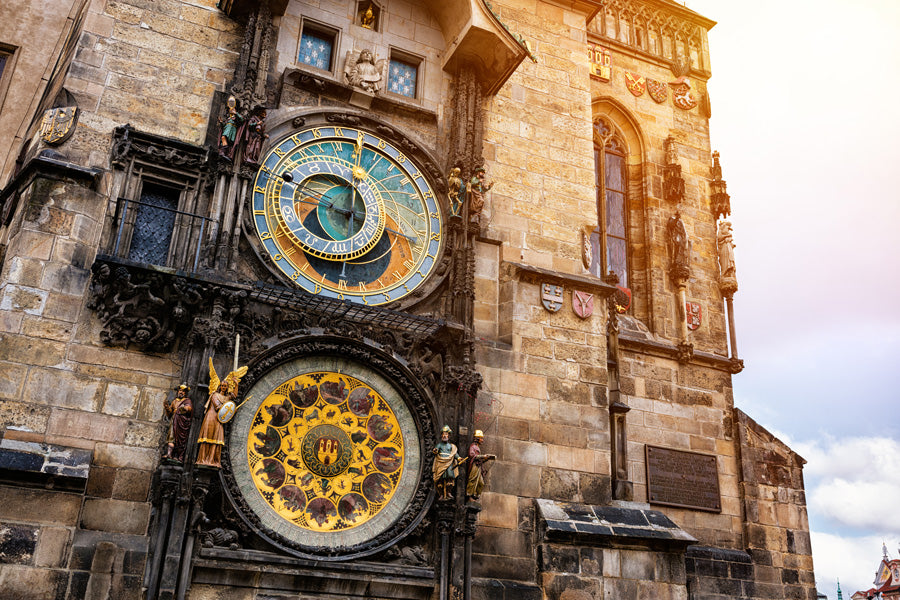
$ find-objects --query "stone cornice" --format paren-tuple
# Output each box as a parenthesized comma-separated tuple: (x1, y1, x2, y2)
(502, 261, 618, 298)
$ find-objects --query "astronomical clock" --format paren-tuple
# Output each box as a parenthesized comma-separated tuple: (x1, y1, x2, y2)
(222, 112, 448, 560)
(249, 117, 444, 306)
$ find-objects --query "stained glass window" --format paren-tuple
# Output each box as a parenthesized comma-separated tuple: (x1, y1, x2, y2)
(0, 54, 7, 81)
(387, 58, 418, 98)
(298, 28, 334, 71)
(590, 119, 629, 289)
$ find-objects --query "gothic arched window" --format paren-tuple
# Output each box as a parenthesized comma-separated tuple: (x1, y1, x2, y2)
(590, 118, 629, 289)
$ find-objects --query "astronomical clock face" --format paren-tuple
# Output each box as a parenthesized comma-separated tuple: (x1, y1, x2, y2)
(252, 124, 443, 305)
(228, 354, 424, 556)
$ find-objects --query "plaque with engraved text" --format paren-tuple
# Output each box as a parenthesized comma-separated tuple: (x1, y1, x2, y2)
(645, 445, 721, 512)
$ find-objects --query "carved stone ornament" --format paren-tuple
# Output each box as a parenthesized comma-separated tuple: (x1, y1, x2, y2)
(541, 283, 564, 312)
(710, 151, 731, 220)
(111, 125, 209, 170)
(663, 136, 685, 205)
(572, 290, 594, 319)
(647, 78, 668, 104)
(581, 226, 594, 270)
(666, 212, 691, 284)
(344, 49, 386, 94)
(625, 72, 646, 97)
(39, 107, 79, 145)
(444, 365, 484, 396)
(676, 341, 694, 363)
(670, 76, 698, 110)
(685, 301, 702, 331)
(717, 220, 738, 297)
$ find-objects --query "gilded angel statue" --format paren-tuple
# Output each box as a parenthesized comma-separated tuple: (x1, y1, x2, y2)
(196, 357, 247, 468)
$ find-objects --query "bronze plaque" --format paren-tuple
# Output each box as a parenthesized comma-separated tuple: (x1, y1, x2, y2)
(645, 445, 721, 512)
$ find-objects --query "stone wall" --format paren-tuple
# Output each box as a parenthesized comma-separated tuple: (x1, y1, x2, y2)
(0, 169, 177, 600)
(469, 0, 741, 583)
(0, 0, 84, 185)
(620, 349, 742, 549)
(61, 0, 241, 168)
(736, 409, 815, 600)
(277, 0, 447, 114)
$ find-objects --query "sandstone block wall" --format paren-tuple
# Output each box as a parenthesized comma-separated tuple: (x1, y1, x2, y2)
(0, 173, 178, 599)
(61, 0, 241, 169)
(735, 409, 815, 600)
(0, 0, 85, 184)
(277, 0, 446, 114)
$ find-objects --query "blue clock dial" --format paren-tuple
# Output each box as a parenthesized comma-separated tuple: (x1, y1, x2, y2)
(252, 125, 443, 306)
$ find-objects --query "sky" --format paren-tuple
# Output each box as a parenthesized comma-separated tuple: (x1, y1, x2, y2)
(683, 0, 900, 596)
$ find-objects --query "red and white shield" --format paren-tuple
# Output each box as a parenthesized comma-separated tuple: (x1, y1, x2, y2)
(686, 302, 702, 330)
(572, 290, 593, 319)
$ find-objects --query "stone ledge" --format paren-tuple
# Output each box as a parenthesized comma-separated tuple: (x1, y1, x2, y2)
(502, 261, 618, 298)
(686, 544, 752, 564)
(0, 155, 103, 227)
(0, 438, 92, 492)
(194, 547, 434, 598)
(536, 499, 697, 549)
(471, 577, 543, 600)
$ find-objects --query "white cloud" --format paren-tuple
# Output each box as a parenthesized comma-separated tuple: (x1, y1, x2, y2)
(795, 436, 900, 534)
(790, 436, 900, 597)
(811, 531, 899, 599)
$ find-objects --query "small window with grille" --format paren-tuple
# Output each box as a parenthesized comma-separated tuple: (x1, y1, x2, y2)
(298, 21, 338, 73)
(386, 50, 421, 99)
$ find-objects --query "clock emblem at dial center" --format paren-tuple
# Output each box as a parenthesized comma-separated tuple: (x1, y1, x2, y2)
(252, 123, 444, 306)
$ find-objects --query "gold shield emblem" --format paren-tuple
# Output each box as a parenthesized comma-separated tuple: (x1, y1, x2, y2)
(40, 107, 79, 146)
(317, 436, 340, 465)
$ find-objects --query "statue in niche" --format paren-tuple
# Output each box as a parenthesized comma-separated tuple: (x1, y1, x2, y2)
(432, 426, 464, 500)
(345, 49, 384, 93)
(447, 167, 463, 216)
(163, 384, 192, 462)
(717, 220, 736, 279)
(666, 212, 691, 282)
(466, 166, 494, 222)
(197, 358, 247, 468)
(218, 96, 243, 158)
(240, 107, 268, 165)
(359, 3, 376, 29)
(466, 430, 495, 501)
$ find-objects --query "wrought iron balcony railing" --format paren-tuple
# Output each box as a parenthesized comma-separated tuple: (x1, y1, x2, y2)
(106, 196, 211, 274)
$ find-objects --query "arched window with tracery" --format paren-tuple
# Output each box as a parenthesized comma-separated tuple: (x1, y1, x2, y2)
(590, 118, 629, 289)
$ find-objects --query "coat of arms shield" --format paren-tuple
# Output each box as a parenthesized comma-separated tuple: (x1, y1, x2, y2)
(625, 72, 646, 97)
(647, 78, 668, 104)
(572, 290, 593, 319)
(541, 283, 563, 312)
(686, 301, 702, 330)
(39, 107, 79, 146)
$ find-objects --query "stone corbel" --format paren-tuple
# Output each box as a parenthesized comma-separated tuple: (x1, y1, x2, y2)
(431, 0, 530, 95)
